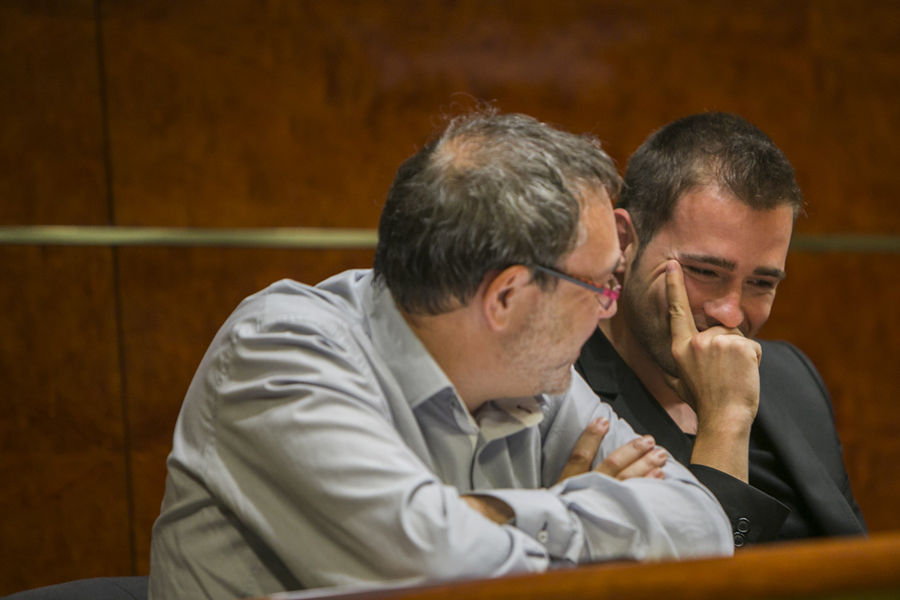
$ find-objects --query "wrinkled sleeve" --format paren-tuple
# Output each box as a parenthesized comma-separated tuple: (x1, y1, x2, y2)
(479, 373, 733, 564)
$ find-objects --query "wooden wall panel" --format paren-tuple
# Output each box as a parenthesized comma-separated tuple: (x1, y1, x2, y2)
(0, 247, 128, 595)
(0, 2, 128, 596)
(0, 1, 107, 225)
(101, 2, 413, 228)
(802, 1, 900, 235)
(99, 1, 827, 230)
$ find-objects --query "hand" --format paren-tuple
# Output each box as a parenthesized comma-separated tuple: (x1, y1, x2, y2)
(664, 260, 761, 426)
(664, 260, 761, 481)
(556, 417, 667, 484)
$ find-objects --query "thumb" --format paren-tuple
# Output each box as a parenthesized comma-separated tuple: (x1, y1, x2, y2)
(665, 260, 698, 343)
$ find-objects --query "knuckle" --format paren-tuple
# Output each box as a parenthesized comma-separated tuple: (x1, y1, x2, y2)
(569, 448, 593, 465)
(689, 335, 707, 353)
(603, 455, 624, 472)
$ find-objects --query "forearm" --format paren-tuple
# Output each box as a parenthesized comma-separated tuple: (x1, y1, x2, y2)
(562, 473, 734, 560)
(481, 464, 733, 564)
(690, 415, 753, 483)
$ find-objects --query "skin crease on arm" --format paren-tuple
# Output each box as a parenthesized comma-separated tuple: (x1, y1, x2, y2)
(663, 260, 761, 483)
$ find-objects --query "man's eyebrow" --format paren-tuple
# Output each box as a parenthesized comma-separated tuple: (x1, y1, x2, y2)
(679, 253, 736, 271)
(754, 266, 787, 280)
(680, 252, 786, 280)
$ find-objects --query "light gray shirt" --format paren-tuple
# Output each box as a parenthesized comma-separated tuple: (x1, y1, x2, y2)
(149, 269, 732, 599)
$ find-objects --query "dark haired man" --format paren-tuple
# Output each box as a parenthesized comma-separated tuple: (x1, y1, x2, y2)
(148, 111, 732, 599)
(576, 112, 867, 547)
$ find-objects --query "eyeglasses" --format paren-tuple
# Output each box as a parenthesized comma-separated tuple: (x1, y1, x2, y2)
(532, 265, 621, 309)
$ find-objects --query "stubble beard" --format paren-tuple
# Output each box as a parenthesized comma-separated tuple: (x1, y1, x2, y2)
(619, 270, 680, 379)
(505, 300, 573, 397)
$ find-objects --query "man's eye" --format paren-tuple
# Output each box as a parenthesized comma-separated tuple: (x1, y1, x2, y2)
(748, 279, 777, 291)
(684, 265, 718, 279)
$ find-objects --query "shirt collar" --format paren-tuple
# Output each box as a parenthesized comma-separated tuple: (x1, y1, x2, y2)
(475, 396, 545, 442)
(363, 273, 455, 409)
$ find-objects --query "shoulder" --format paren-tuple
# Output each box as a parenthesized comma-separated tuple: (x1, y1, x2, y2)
(756, 339, 840, 442)
(235, 270, 371, 336)
(757, 339, 829, 401)
(201, 270, 378, 382)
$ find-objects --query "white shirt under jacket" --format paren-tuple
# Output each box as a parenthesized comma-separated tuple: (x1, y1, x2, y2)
(148, 269, 732, 600)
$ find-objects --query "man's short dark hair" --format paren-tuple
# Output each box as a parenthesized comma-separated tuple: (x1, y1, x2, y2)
(618, 112, 804, 246)
(374, 110, 622, 315)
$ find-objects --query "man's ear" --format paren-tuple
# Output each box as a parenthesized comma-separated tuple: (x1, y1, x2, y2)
(614, 208, 640, 268)
(481, 265, 535, 332)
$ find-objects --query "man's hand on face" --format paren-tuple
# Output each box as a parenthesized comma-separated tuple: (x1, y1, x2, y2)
(557, 417, 667, 483)
(664, 260, 761, 481)
(663, 260, 761, 428)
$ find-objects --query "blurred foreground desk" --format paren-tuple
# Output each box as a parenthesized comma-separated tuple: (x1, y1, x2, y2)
(266, 531, 900, 600)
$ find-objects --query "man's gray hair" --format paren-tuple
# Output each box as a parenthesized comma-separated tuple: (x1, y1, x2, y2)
(374, 109, 621, 315)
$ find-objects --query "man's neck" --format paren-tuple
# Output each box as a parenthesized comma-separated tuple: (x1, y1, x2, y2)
(401, 307, 494, 414)
(598, 317, 698, 434)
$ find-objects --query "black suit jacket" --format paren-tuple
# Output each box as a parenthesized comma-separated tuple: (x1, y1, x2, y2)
(576, 331, 866, 546)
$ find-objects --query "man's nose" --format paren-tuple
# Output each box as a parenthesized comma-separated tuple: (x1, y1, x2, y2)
(702, 290, 744, 330)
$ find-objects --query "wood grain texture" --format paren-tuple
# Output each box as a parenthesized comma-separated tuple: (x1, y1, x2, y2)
(0, 246, 128, 595)
(0, 1, 107, 225)
(261, 532, 900, 600)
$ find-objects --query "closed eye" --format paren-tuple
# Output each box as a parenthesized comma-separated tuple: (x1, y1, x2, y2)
(683, 264, 719, 279)
(747, 278, 778, 291)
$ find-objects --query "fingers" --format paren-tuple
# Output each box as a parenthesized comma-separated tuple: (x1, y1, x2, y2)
(556, 417, 609, 483)
(594, 434, 667, 480)
(665, 260, 698, 344)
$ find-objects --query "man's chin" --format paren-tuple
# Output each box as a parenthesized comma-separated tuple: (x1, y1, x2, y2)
(542, 369, 573, 396)
(650, 348, 680, 378)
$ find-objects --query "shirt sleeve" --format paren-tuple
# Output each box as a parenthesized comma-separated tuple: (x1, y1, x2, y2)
(479, 374, 734, 564)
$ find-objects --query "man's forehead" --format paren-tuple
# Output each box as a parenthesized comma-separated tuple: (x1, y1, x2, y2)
(569, 198, 618, 273)
(661, 193, 793, 275)
(672, 185, 795, 223)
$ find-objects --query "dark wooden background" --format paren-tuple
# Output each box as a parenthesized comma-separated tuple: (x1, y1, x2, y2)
(1, 1, 898, 594)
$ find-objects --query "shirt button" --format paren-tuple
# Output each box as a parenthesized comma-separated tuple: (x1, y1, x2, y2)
(737, 517, 751, 533)
(734, 532, 746, 547)
(536, 530, 550, 544)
